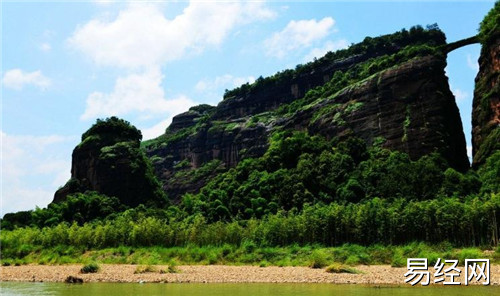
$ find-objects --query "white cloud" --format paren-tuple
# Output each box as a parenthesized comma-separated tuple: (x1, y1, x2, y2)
(303, 39, 349, 62)
(81, 67, 196, 120)
(1, 132, 72, 178)
(73, 1, 274, 130)
(194, 74, 255, 104)
(265, 17, 335, 58)
(467, 53, 479, 72)
(69, 1, 275, 69)
(2, 69, 51, 90)
(195, 74, 255, 92)
(1, 131, 75, 215)
(40, 42, 52, 52)
(141, 118, 174, 141)
(92, 0, 117, 5)
(452, 88, 469, 102)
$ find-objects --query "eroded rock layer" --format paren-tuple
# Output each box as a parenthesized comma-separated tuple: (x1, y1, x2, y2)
(472, 36, 500, 167)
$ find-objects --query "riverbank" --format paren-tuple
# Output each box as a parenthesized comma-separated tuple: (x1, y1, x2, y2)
(1, 264, 499, 285)
(3, 243, 498, 268)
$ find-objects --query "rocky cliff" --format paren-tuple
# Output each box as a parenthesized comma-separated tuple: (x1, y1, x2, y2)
(141, 27, 472, 201)
(472, 1, 500, 167)
(48, 3, 500, 217)
(54, 23, 494, 205)
(54, 117, 166, 207)
(293, 55, 469, 171)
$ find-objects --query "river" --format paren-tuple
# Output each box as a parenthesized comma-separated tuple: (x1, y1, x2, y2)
(1, 282, 498, 296)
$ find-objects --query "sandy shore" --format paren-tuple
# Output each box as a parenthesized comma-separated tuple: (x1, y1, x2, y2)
(1, 264, 499, 285)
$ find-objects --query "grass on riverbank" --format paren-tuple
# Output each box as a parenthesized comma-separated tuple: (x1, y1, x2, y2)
(1, 242, 499, 268)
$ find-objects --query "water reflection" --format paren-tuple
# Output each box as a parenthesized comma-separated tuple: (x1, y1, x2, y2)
(1, 282, 497, 296)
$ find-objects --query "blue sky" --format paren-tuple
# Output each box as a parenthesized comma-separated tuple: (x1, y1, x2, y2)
(1, 1, 494, 215)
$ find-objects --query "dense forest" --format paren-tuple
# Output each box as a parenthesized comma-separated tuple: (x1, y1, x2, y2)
(1, 2, 499, 267)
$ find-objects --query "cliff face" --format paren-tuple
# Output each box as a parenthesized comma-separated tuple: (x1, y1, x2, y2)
(471, 1, 500, 168)
(472, 36, 500, 167)
(56, 27, 478, 204)
(54, 117, 166, 207)
(143, 28, 472, 201)
(145, 111, 271, 198)
(293, 55, 469, 171)
(214, 52, 396, 120)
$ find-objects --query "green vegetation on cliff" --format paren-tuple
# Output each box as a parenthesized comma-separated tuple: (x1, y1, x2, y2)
(472, 1, 500, 166)
(55, 117, 167, 208)
(479, 0, 500, 45)
(181, 132, 479, 222)
(143, 25, 447, 157)
(224, 25, 444, 100)
(80, 117, 142, 148)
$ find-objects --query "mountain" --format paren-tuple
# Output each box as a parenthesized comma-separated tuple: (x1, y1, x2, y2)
(139, 26, 471, 202)
(54, 117, 166, 207)
(53, 19, 498, 208)
(472, 1, 500, 167)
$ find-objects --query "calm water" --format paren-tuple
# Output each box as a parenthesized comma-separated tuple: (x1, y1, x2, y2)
(1, 282, 498, 296)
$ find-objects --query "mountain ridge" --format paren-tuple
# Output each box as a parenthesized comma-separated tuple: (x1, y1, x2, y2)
(52, 22, 497, 208)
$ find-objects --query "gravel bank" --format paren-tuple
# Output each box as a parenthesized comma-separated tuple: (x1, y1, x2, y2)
(1, 264, 499, 285)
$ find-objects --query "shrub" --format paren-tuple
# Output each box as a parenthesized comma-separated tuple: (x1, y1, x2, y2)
(80, 263, 100, 273)
(242, 240, 257, 253)
(259, 260, 269, 267)
(325, 263, 360, 274)
(457, 248, 483, 263)
(221, 244, 233, 257)
(391, 249, 406, 267)
(167, 264, 179, 273)
(134, 265, 157, 274)
(309, 250, 329, 269)
(344, 255, 361, 266)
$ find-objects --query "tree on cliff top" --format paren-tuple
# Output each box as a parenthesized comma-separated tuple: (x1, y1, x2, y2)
(80, 116, 142, 147)
(479, 0, 500, 45)
(54, 117, 167, 209)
